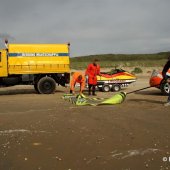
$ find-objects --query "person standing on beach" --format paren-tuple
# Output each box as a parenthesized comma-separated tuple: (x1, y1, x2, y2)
(85, 59, 100, 96)
(162, 56, 170, 106)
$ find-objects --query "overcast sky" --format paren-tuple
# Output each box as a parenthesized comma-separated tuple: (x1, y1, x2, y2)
(0, 0, 170, 56)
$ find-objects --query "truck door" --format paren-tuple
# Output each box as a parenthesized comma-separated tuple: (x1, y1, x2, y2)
(0, 50, 8, 77)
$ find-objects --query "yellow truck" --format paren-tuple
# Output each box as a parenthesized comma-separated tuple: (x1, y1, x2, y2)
(0, 43, 70, 94)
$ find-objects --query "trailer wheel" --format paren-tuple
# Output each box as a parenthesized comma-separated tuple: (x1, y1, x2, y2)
(102, 84, 110, 92)
(112, 84, 121, 92)
(37, 77, 56, 94)
(98, 87, 103, 92)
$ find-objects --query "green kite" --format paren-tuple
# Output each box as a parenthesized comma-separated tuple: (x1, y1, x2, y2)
(62, 92, 126, 106)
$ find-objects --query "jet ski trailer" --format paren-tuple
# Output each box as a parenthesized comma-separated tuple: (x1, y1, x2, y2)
(97, 69, 137, 92)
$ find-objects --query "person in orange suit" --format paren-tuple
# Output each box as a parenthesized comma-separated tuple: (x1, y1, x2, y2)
(70, 72, 85, 94)
(85, 59, 100, 96)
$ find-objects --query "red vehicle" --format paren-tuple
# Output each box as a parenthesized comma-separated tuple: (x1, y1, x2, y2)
(150, 69, 170, 95)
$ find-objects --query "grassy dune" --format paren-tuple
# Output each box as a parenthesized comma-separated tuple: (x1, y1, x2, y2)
(71, 52, 170, 69)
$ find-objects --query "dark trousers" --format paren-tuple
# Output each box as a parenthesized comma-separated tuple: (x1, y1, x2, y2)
(88, 84, 96, 95)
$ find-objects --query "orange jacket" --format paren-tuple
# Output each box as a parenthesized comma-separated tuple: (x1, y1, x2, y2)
(70, 72, 85, 92)
(85, 63, 100, 85)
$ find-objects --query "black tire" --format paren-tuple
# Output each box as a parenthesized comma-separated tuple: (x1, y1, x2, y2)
(34, 84, 39, 93)
(112, 84, 121, 92)
(98, 87, 103, 92)
(102, 84, 110, 92)
(160, 82, 170, 96)
(37, 77, 56, 94)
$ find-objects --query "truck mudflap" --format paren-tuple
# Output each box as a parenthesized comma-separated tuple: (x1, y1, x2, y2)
(52, 73, 70, 87)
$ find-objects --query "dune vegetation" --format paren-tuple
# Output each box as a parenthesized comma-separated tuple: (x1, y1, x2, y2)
(71, 52, 170, 69)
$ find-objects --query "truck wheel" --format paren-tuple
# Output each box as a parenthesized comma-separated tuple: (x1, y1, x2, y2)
(102, 85, 110, 92)
(112, 84, 121, 92)
(37, 77, 56, 94)
(34, 84, 39, 93)
(160, 82, 170, 96)
(98, 87, 103, 92)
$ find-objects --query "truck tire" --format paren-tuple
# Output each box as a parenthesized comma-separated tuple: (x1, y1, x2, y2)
(34, 84, 39, 93)
(160, 82, 170, 96)
(37, 77, 56, 94)
(102, 84, 110, 92)
(98, 87, 103, 91)
(112, 84, 121, 92)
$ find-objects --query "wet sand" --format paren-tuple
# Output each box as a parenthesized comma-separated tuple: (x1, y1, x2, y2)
(0, 75, 170, 170)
